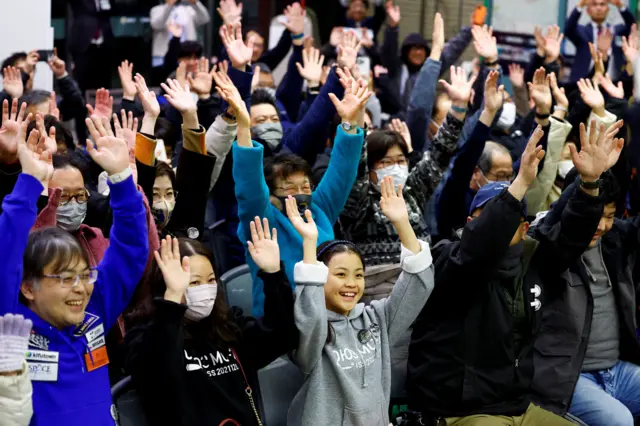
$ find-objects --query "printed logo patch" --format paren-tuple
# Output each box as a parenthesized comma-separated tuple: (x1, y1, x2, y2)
(26, 350, 59, 363)
(29, 332, 50, 351)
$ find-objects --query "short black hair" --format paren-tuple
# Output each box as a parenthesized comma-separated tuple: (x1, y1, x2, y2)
(349, 0, 370, 8)
(1, 52, 27, 71)
(477, 141, 510, 174)
(26, 115, 75, 153)
(19, 90, 51, 108)
(251, 88, 278, 109)
(263, 153, 312, 193)
(366, 130, 409, 170)
(600, 170, 621, 207)
(178, 41, 203, 59)
(155, 161, 177, 190)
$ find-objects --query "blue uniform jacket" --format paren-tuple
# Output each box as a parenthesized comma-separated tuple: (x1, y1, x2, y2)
(0, 173, 149, 426)
(233, 125, 364, 316)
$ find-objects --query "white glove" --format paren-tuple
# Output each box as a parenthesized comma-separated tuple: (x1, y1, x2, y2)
(0, 314, 33, 373)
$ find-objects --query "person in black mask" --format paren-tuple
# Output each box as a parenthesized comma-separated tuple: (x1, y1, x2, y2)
(405, 120, 618, 426)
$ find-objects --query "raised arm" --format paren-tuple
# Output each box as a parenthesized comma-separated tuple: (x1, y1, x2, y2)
(84, 116, 149, 329)
(190, 0, 211, 26)
(150, 3, 174, 31)
(564, 4, 586, 46)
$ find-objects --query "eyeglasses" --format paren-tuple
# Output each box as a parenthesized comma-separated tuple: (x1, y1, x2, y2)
(42, 269, 98, 288)
(376, 157, 408, 169)
(274, 183, 313, 196)
(153, 190, 177, 204)
(59, 189, 89, 206)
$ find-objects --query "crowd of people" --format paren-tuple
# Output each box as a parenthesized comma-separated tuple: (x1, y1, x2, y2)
(1, 0, 640, 425)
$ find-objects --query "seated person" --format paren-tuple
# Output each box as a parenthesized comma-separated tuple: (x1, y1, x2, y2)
(406, 120, 615, 426)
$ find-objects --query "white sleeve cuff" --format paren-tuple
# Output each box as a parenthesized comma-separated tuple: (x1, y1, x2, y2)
(107, 167, 133, 184)
(400, 240, 433, 274)
(294, 261, 329, 287)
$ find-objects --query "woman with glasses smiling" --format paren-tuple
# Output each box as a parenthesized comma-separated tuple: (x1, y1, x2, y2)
(0, 114, 149, 425)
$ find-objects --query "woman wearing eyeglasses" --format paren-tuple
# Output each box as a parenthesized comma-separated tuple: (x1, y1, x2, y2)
(0, 115, 149, 425)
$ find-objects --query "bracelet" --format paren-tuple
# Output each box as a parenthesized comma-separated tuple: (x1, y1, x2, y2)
(291, 32, 304, 40)
(579, 178, 602, 190)
(108, 168, 133, 184)
(222, 110, 236, 121)
(451, 105, 467, 114)
(553, 105, 568, 113)
(535, 112, 551, 119)
(484, 59, 499, 67)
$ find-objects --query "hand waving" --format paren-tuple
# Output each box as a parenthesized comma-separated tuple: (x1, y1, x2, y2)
(2, 66, 24, 99)
(156, 236, 191, 303)
(508, 63, 525, 88)
(572, 119, 621, 181)
(247, 217, 280, 273)
(386, 1, 401, 28)
(543, 25, 564, 63)
(161, 78, 197, 114)
(114, 110, 138, 150)
(221, 22, 254, 70)
(0, 99, 29, 162)
(439, 65, 476, 105)
(329, 68, 372, 124)
(35, 113, 58, 154)
(337, 30, 362, 70)
(282, 2, 305, 37)
(472, 25, 498, 63)
(214, 70, 249, 127)
(549, 72, 568, 109)
(388, 118, 412, 152)
(515, 125, 546, 186)
(527, 67, 552, 113)
(598, 74, 624, 99)
(483, 70, 504, 114)
(285, 196, 318, 242)
(187, 57, 215, 96)
(217, 0, 243, 26)
(134, 74, 161, 118)
(118, 60, 137, 100)
(577, 78, 605, 114)
(85, 115, 130, 175)
(296, 47, 324, 86)
(379, 176, 408, 224)
(87, 88, 113, 120)
(18, 129, 54, 184)
(622, 24, 638, 64)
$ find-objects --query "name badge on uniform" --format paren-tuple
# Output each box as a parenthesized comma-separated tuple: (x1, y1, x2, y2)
(26, 350, 59, 363)
(28, 362, 59, 382)
(85, 346, 109, 372)
(87, 335, 106, 351)
(85, 323, 104, 343)
(74, 312, 99, 337)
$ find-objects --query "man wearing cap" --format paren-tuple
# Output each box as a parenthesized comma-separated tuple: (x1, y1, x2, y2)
(404, 120, 617, 425)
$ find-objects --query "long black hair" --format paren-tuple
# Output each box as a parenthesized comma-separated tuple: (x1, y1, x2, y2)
(128, 239, 240, 344)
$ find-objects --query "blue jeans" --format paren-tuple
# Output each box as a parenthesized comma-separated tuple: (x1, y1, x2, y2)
(568, 361, 640, 426)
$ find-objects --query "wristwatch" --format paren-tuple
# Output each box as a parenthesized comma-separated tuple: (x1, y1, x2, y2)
(341, 121, 355, 131)
(579, 178, 602, 190)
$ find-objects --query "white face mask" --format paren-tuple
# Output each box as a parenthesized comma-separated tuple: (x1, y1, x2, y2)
(557, 160, 574, 179)
(375, 164, 409, 189)
(496, 102, 516, 130)
(184, 284, 217, 321)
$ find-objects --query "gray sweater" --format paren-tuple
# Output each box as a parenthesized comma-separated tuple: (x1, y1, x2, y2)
(582, 243, 620, 371)
(287, 240, 434, 426)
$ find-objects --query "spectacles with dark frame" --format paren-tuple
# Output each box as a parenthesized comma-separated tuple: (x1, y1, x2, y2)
(59, 189, 90, 206)
(376, 156, 408, 169)
(274, 182, 314, 196)
(42, 269, 98, 288)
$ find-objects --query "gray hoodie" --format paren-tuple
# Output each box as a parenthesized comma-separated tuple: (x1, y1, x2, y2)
(287, 240, 434, 426)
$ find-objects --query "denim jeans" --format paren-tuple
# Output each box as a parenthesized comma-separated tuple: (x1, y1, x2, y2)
(568, 361, 640, 426)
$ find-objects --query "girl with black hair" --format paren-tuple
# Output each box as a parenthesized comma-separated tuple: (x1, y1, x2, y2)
(285, 177, 435, 426)
(124, 217, 296, 426)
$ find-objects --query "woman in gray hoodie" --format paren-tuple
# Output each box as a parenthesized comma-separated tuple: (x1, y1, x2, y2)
(285, 176, 435, 426)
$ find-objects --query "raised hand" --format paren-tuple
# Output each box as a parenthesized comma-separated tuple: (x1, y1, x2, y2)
(214, 70, 249, 127)
(0, 314, 33, 375)
(114, 110, 138, 150)
(24, 51, 38, 75)
(329, 68, 372, 124)
(388, 118, 412, 152)
(2, 66, 23, 99)
(134, 74, 161, 118)
(18, 129, 54, 184)
(167, 21, 184, 39)
(247, 217, 280, 273)
(221, 22, 254, 70)
(439, 65, 476, 106)
(508, 63, 525, 88)
(516, 125, 546, 186)
(379, 176, 408, 224)
(603, 120, 625, 170)
(282, 2, 305, 38)
(549, 72, 568, 109)
(35, 113, 58, 154)
(296, 47, 324, 87)
(589, 42, 606, 79)
(597, 28, 613, 60)
(49, 91, 60, 120)
(533, 26, 546, 58)
(87, 88, 113, 120)
(572, 119, 620, 181)
(118, 60, 137, 101)
(386, 1, 401, 28)
(543, 25, 564, 63)
(216, 0, 243, 26)
(483, 70, 504, 114)
(161, 78, 197, 114)
(337, 30, 362, 70)
(0, 99, 29, 162)
(472, 25, 498, 63)
(527, 67, 552, 114)
(47, 48, 67, 78)
(577, 78, 605, 115)
(431, 12, 445, 59)
(285, 196, 318, 242)
(609, 0, 624, 7)
(187, 57, 215, 96)
(598, 74, 624, 99)
(329, 27, 344, 47)
(156, 236, 191, 303)
(85, 115, 130, 175)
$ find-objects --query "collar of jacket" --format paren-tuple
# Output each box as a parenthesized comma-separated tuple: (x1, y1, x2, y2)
(327, 304, 365, 322)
